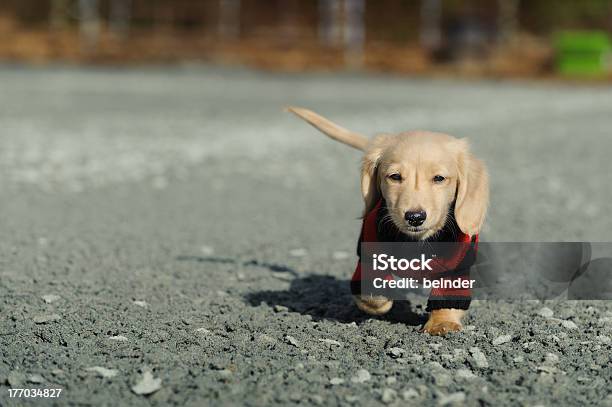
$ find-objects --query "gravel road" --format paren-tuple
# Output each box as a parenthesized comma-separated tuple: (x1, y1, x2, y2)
(0, 66, 611, 406)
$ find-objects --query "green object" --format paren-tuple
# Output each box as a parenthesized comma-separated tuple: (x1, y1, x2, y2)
(555, 31, 611, 76)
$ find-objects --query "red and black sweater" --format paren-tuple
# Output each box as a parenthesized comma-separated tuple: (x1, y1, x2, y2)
(350, 199, 478, 312)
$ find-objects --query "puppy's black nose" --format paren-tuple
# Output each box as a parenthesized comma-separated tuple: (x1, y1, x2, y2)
(404, 210, 427, 227)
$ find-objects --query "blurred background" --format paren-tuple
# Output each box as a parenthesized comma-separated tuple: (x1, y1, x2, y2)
(1, 0, 612, 78)
(1, 1, 612, 241)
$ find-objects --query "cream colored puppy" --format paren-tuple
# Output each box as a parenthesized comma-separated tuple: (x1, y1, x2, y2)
(287, 107, 489, 335)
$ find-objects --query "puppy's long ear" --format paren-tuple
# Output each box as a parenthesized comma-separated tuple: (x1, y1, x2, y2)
(361, 135, 390, 215)
(455, 142, 489, 236)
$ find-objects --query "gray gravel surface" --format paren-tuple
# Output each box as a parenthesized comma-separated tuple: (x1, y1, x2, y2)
(0, 66, 611, 406)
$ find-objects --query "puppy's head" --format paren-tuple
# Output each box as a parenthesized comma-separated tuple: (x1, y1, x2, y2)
(361, 132, 489, 239)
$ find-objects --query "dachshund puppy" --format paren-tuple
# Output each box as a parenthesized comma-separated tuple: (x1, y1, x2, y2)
(287, 107, 489, 336)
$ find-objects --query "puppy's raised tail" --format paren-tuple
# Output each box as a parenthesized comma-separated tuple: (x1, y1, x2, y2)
(285, 106, 368, 151)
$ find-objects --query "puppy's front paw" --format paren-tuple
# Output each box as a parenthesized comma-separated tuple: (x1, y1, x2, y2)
(353, 295, 393, 316)
(422, 320, 462, 336)
(422, 309, 465, 336)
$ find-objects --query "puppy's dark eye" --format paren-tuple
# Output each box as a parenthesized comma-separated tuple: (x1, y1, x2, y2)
(433, 175, 445, 183)
(388, 173, 402, 181)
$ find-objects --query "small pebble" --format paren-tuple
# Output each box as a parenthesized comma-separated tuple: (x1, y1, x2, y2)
(85, 367, 118, 378)
(28, 374, 44, 384)
(330, 377, 344, 385)
(132, 371, 161, 396)
(434, 374, 452, 386)
(285, 335, 299, 347)
(438, 392, 466, 406)
(381, 388, 397, 404)
(218, 369, 232, 379)
(492, 334, 512, 345)
(41, 294, 61, 304)
(455, 369, 476, 380)
(319, 338, 342, 347)
(351, 369, 371, 383)
(596, 335, 611, 344)
(108, 335, 128, 341)
(194, 328, 211, 334)
(7, 372, 25, 387)
(133, 300, 148, 308)
(274, 305, 289, 313)
(131, 371, 162, 395)
(537, 307, 554, 318)
(386, 376, 397, 385)
(402, 389, 419, 400)
(522, 341, 536, 350)
(310, 395, 324, 405)
(272, 272, 294, 281)
(33, 314, 61, 324)
(387, 347, 405, 358)
(469, 347, 489, 368)
(537, 365, 557, 374)
(561, 320, 578, 330)
(544, 353, 559, 364)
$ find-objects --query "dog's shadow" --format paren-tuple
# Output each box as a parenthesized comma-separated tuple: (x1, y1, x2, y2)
(246, 274, 425, 325)
(177, 255, 425, 325)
